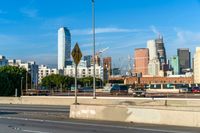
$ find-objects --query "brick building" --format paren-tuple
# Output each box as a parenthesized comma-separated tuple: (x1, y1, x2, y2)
(133, 48, 149, 75)
(124, 76, 193, 85)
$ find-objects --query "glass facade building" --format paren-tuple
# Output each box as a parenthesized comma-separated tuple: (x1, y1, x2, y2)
(169, 55, 179, 75)
(177, 48, 191, 74)
(58, 27, 71, 70)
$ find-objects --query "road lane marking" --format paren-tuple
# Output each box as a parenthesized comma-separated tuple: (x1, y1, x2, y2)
(0, 116, 193, 133)
(0, 107, 69, 112)
(23, 129, 50, 133)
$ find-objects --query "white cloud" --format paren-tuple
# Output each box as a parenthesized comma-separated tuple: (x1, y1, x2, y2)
(150, 25, 160, 36)
(20, 8, 38, 18)
(71, 27, 145, 35)
(173, 28, 200, 45)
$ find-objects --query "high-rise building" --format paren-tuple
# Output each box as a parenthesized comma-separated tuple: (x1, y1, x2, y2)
(0, 55, 8, 67)
(169, 55, 179, 75)
(83, 55, 92, 67)
(155, 36, 167, 70)
(194, 47, 200, 83)
(58, 27, 71, 70)
(147, 40, 158, 60)
(177, 48, 191, 74)
(133, 48, 149, 75)
(91, 55, 101, 66)
(103, 57, 112, 81)
(147, 40, 160, 76)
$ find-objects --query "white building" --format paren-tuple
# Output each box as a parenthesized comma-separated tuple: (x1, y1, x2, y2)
(147, 40, 158, 60)
(148, 59, 160, 76)
(194, 47, 200, 83)
(38, 65, 59, 83)
(64, 60, 103, 80)
(8, 59, 39, 88)
(0, 55, 8, 66)
(147, 40, 160, 76)
(58, 27, 71, 70)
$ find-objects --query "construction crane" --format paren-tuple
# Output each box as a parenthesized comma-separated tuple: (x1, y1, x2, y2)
(93, 47, 109, 66)
(127, 55, 133, 76)
(96, 47, 109, 56)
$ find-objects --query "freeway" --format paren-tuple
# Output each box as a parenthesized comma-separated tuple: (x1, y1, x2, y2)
(0, 104, 199, 133)
(0, 104, 69, 113)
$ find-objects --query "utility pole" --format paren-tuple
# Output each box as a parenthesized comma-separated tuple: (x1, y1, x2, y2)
(21, 77, 24, 96)
(92, 0, 96, 99)
(26, 71, 28, 92)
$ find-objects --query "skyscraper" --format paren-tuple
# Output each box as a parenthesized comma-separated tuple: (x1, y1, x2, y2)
(147, 40, 158, 60)
(133, 48, 149, 75)
(169, 55, 179, 75)
(103, 57, 112, 81)
(155, 36, 167, 70)
(0, 55, 8, 67)
(147, 40, 160, 76)
(177, 48, 191, 74)
(58, 27, 71, 70)
(83, 55, 92, 67)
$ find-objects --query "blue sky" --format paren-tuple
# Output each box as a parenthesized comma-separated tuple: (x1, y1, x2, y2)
(0, 0, 200, 69)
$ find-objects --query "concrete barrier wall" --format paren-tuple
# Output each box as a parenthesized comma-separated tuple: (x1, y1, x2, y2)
(70, 105, 200, 127)
(1, 96, 200, 107)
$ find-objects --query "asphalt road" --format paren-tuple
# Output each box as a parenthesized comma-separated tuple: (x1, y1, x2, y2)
(0, 104, 199, 133)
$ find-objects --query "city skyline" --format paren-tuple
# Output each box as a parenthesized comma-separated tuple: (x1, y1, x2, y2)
(0, 0, 200, 68)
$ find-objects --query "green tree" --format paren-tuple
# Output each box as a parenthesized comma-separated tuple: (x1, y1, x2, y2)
(41, 74, 67, 91)
(0, 66, 27, 96)
(79, 77, 103, 88)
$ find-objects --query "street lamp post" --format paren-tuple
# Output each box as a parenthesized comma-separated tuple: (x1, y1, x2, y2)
(21, 77, 24, 96)
(26, 72, 28, 92)
(92, 0, 96, 99)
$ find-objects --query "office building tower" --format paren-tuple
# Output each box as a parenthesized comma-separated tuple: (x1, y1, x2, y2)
(194, 47, 200, 83)
(91, 55, 101, 66)
(133, 48, 149, 75)
(83, 55, 92, 67)
(58, 27, 71, 70)
(0, 55, 8, 67)
(155, 36, 167, 70)
(103, 57, 112, 81)
(177, 48, 191, 74)
(147, 40, 160, 76)
(147, 40, 158, 60)
(169, 55, 179, 75)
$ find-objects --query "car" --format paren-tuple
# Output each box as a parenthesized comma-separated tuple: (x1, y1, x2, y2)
(178, 87, 189, 93)
(175, 84, 189, 93)
(78, 87, 93, 93)
(191, 87, 200, 93)
(110, 84, 128, 95)
(132, 88, 146, 97)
